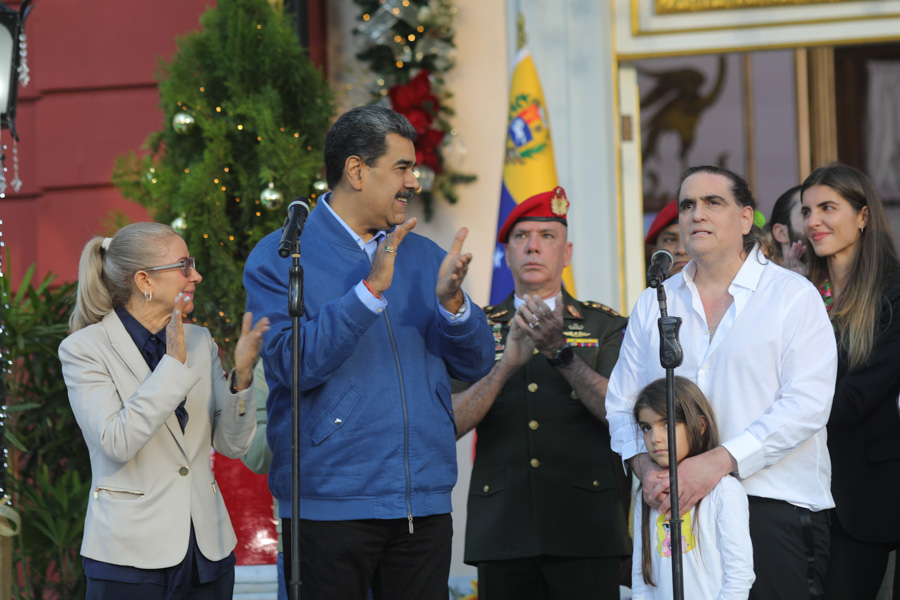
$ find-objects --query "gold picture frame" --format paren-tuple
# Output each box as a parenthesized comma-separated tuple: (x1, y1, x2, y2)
(655, 0, 858, 13)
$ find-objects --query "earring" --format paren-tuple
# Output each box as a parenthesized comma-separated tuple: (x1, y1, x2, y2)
(145, 290, 152, 302)
(860, 226, 866, 234)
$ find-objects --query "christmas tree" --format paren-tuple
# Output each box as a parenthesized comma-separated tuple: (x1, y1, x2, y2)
(113, 0, 334, 362)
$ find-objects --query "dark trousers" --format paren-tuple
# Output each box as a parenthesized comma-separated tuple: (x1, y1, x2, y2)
(477, 555, 621, 600)
(748, 496, 829, 600)
(825, 511, 899, 599)
(281, 514, 452, 600)
(86, 568, 234, 600)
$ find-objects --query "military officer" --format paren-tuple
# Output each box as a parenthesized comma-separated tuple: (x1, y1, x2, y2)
(453, 187, 631, 600)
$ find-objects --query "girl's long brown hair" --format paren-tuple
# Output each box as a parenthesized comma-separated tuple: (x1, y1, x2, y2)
(633, 376, 721, 587)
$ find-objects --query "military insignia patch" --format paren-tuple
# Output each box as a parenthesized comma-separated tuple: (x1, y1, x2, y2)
(564, 331, 592, 338)
(551, 187, 569, 217)
(567, 338, 599, 347)
(566, 305, 583, 319)
(567, 322, 585, 330)
(489, 309, 509, 319)
(583, 301, 621, 317)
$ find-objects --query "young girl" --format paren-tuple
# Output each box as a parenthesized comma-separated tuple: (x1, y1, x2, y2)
(631, 376, 754, 599)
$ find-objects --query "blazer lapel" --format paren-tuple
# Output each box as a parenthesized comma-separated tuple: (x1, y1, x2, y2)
(102, 311, 151, 382)
(101, 311, 189, 456)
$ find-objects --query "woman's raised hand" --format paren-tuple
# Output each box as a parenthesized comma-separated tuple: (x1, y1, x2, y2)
(233, 313, 270, 390)
(165, 293, 191, 364)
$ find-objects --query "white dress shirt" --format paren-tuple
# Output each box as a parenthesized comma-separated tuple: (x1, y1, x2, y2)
(607, 248, 837, 511)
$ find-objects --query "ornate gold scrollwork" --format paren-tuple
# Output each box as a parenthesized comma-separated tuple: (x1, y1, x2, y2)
(655, 0, 856, 14)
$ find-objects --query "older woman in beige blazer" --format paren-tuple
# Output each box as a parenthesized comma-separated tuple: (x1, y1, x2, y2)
(59, 222, 269, 600)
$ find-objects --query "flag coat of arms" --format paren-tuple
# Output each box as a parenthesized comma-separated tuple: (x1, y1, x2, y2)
(490, 47, 576, 304)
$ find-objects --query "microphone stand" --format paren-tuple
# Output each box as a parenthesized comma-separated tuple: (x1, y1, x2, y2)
(288, 236, 304, 600)
(655, 282, 684, 600)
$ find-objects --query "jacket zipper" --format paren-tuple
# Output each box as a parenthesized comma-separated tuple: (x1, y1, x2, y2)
(383, 308, 414, 533)
(366, 247, 414, 534)
(93, 486, 144, 499)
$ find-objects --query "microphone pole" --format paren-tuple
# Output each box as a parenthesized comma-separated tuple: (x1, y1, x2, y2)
(648, 250, 685, 600)
(280, 198, 309, 600)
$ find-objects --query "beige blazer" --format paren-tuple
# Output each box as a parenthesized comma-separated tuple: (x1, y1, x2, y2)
(58, 310, 256, 569)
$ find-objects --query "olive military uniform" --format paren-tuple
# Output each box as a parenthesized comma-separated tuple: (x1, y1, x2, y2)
(463, 290, 632, 592)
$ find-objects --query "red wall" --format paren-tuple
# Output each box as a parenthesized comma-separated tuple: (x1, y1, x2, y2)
(0, 0, 217, 288)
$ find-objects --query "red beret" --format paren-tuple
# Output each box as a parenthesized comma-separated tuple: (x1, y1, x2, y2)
(497, 186, 569, 244)
(645, 200, 679, 245)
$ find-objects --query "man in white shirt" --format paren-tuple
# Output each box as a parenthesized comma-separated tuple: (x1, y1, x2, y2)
(607, 165, 837, 599)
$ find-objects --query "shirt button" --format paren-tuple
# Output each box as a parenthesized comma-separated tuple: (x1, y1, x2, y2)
(179, 466, 189, 476)
(376, 308, 384, 314)
(571, 390, 579, 400)
(529, 420, 539, 430)
(530, 458, 540, 468)
(593, 480, 600, 487)
(334, 418, 342, 425)
(533, 348, 540, 355)
(527, 383, 538, 393)
(483, 485, 490, 493)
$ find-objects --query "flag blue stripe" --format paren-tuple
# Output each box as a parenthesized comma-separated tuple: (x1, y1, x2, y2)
(489, 182, 518, 305)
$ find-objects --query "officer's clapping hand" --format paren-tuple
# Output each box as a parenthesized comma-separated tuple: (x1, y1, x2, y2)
(500, 314, 536, 370)
(516, 293, 566, 358)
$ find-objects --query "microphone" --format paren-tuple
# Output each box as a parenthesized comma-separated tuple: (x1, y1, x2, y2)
(647, 249, 674, 289)
(278, 198, 311, 258)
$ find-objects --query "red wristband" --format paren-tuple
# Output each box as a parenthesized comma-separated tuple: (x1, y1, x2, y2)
(363, 279, 381, 299)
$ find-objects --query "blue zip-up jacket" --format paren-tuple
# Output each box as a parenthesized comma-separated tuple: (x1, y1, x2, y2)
(243, 202, 494, 522)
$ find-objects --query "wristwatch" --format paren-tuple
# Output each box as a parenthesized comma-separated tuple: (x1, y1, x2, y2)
(547, 342, 574, 368)
(452, 298, 468, 319)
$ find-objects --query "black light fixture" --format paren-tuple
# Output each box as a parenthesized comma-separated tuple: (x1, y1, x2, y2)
(0, 0, 32, 142)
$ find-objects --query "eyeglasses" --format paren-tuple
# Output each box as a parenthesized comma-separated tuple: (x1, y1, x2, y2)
(142, 256, 196, 278)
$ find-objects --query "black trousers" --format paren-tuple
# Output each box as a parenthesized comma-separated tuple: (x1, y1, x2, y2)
(281, 514, 452, 600)
(747, 496, 829, 600)
(825, 510, 900, 599)
(476, 555, 622, 600)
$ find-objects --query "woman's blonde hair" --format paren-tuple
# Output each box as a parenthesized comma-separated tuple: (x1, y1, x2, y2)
(802, 163, 900, 370)
(69, 222, 179, 331)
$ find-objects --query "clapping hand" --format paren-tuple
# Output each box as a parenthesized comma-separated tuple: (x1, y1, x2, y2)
(365, 218, 418, 297)
(233, 313, 270, 390)
(436, 228, 473, 314)
(514, 293, 566, 357)
(165, 293, 192, 364)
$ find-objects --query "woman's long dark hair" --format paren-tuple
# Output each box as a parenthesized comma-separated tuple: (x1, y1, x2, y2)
(802, 163, 900, 370)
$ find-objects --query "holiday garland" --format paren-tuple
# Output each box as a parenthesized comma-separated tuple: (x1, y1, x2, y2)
(353, 0, 476, 219)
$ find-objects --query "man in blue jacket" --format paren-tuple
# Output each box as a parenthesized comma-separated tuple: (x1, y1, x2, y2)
(244, 105, 494, 600)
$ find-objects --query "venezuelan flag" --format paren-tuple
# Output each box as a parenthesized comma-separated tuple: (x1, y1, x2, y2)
(490, 47, 576, 305)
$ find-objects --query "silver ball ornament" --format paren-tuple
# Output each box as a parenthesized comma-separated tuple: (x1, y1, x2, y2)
(260, 182, 284, 210)
(171, 215, 188, 231)
(413, 166, 436, 193)
(172, 112, 196, 134)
